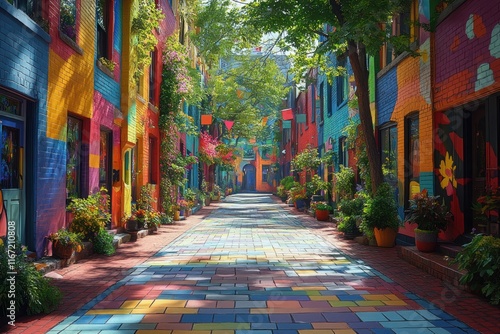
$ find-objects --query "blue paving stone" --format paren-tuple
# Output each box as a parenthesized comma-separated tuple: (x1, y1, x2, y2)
(429, 309, 455, 320)
(198, 308, 250, 314)
(323, 312, 361, 323)
(181, 314, 214, 323)
(100, 330, 136, 334)
(236, 314, 269, 323)
(349, 321, 383, 329)
(213, 314, 236, 322)
(119, 323, 157, 330)
(291, 313, 325, 323)
(273, 330, 299, 334)
(277, 323, 313, 330)
(269, 314, 292, 323)
(382, 311, 404, 321)
(251, 323, 277, 330)
(381, 321, 433, 328)
(235, 331, 272, 334)
(107, 315, 144, 324)
(249, 295, 269, 301)
(337, 294, 365, 301)
(64, 324, 121, 331)
(417, 310, 442, 320)
(372, 329, 396, 334)
(396, 310, 426, 321)
(90, 315, 112, 324)
(356, 312, 389, 322)
(73, 315, 95, 324)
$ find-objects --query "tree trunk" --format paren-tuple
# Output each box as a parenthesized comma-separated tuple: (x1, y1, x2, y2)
(347, 41, 383, 195)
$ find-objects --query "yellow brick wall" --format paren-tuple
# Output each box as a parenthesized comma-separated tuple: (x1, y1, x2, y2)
(47, 0, 95, 140)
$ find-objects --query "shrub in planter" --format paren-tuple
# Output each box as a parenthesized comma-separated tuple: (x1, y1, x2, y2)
(0, 239, 62, 317)
(405, 189, 452, 252)
(453, 234, 500, 305)
(337, 216, 360, 239)
(362, 183, 401, 247)
(93, 228, 115, 256)
(67, 188, 111, 240)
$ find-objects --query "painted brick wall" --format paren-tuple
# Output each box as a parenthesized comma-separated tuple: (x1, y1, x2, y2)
(434, 0, 500, 111)
(376, 67, 398, 125)
(0, 2, 52, 256)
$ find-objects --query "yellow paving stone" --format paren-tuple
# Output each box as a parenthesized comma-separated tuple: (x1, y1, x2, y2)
(121, 300, 141, 308)
(386, 294, 403, 300)
(151, 300, 187, 308)
(131, 307, 166, 314)
(292, 286, 327, 291)
(299, 330, 334, 334)
(309, 296, 339, 301)
(137, 300, 155, 308)
(305, 291, 322, 296)
(383, 300, 408, 306)
(136, 331, 172, 334)
(172, 331, 211, 334)
(362, 294, 390, 301)
(193, 323, 250, 330)
(295, 270, 317, 275)
(212, 330, 235, 334)
(332, 330, 357, 334)
(355, 301, 385, 306)
(165, 307, 198, 314)
(328, 301, 357, 307)
(86, 309, 132, 315)
(333, 260, 351, 264)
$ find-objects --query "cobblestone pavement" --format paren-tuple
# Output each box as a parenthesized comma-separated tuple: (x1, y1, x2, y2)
(7, 193, 500, 333)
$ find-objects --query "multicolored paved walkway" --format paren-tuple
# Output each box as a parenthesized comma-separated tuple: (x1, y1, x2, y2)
(43, 193, 482, 333)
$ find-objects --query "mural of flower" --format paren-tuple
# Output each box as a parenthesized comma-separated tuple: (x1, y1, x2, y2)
(439, 152, 457, 196)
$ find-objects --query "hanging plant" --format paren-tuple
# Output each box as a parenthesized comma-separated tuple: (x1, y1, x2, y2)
(131, 0, 164, 82)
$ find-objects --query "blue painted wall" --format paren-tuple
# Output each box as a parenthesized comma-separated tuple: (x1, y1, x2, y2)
(376, 66, 398, 125)
(0, 2, 51, 256)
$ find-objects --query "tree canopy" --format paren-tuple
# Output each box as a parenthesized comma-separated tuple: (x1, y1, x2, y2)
(240, 0, 414, 194)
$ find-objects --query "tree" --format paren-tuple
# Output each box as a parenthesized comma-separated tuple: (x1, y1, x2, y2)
(192, 0, 289, 143)
(243, 0, 414, 195)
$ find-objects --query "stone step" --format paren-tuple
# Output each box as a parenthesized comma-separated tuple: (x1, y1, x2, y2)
(113, 233, 131, 248)
(398, 246, 467, 290)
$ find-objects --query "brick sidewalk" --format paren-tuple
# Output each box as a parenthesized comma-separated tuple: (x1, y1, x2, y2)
(279, 200, 500, 334)
(4, 197, 500, 334)
(2, 204, 219, 334)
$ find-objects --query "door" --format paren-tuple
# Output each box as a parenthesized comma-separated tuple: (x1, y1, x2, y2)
(99, 129, 112, 228)
(243, 164, 256, 191)
(0, 117, 24, 244)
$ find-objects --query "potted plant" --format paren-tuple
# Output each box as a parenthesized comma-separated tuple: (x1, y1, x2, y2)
(362, 183, 401, 247)
(405, 189, 452, 252)
(312, 201, 332, 221)
(337, 196, 365, 239)
(48, 228, 84, 260)
(289, 183, 307, 211)
(337, 216, 360, 239)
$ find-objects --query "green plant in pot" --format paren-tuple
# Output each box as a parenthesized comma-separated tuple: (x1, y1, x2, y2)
(48, 228, 84, 259)
(405, 189, 452, 252)
(337, 196, 364, 239)
(362, 183, 401, 247)
(312, 201, 332, 221)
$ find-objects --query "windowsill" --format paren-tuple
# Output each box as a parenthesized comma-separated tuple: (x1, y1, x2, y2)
(148, 102, 159, 113)
(59, 30, 83, 55)
(96, 59, 114, 78)
(136, 94, 146, 104)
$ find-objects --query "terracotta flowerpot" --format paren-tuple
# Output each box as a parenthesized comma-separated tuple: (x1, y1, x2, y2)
(373, 227, 397, 248)
(414, 229, 439, 252)
(52, 241, 74, 259)
(174, 210, 180, 221)
(315, 209, 330, 221)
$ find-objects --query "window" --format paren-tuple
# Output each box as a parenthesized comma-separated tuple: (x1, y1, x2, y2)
(380, 124, 397, 186)
(149, 136, 158, 184)
(99, 129, 111, 189)
(380, 1, 417, 68)
(97, 0, 112, 60)
(336, 58, 348, 106)
(66, 116, 82, 198)
(9, 0, 43, 23)
(262, 165, 270, 183)
(339, 137, 348, 167)
(405, 114, 419, 205)
(319, 82, 324, 123)
(60, 0, 77, 41)
(149, 50, 157, 103)
(311, 85, 316, 123)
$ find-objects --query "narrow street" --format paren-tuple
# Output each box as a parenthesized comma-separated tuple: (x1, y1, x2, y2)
(10, 193, 500, 333)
